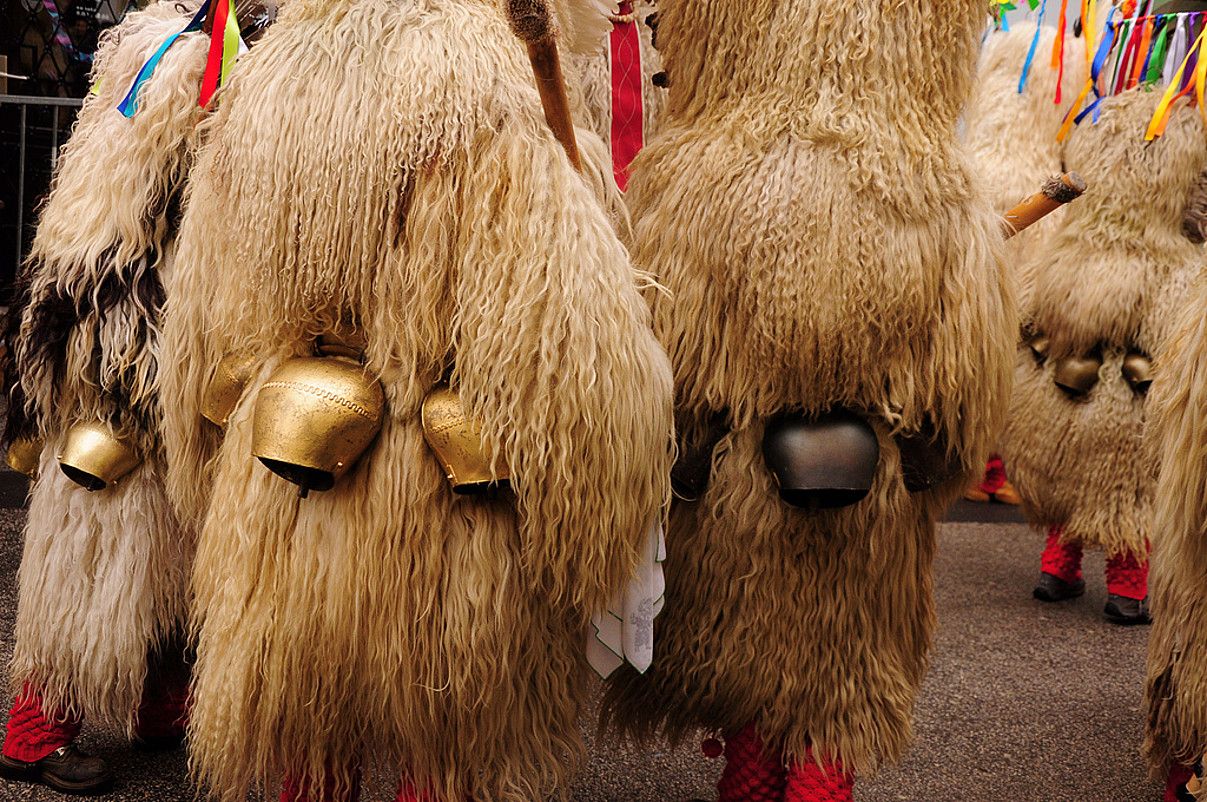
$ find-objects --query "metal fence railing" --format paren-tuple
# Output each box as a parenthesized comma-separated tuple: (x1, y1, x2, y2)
(0, 94, 81, 297)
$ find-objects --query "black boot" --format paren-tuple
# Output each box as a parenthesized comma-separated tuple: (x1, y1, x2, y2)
(1104, 594, 1151, 626)
(0, 744, 113, 795)
(1033, 572, 1086, 602)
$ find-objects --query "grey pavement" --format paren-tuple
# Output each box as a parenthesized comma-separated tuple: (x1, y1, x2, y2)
(0, 494, 1163, 801)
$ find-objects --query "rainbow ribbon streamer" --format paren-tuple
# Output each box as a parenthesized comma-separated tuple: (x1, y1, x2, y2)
(116, 0, 210, 118)
(198, 0, 241, 108)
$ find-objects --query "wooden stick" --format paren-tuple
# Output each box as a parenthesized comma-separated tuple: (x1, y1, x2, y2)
(507, 0, 584, 172)
(1001, 172, 1088, 239)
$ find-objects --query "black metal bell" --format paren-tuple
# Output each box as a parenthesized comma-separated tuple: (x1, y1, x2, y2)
(762, 409, 880, 510)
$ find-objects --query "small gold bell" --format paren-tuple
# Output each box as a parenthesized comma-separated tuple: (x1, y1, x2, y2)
(1027, 333, 1051, 363)
(57, 422, 141, 491)
(1122, 352, 1153, 394)
(1053, 352, 1103, 398)
(251, 355, 385, 495)
(421, 384, 510, 494)
(201, 352, 260, 427)
(6, 437, 43, 478)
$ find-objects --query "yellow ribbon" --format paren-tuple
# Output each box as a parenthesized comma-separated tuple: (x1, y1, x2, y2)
(1145, 27, 1207, 141)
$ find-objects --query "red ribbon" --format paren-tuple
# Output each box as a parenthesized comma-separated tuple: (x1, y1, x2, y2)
(609, 2, 644, 191)
(198, 0, 230, 108)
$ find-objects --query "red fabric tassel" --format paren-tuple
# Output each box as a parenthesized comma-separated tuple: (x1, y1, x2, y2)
(609, 1, 644, 191)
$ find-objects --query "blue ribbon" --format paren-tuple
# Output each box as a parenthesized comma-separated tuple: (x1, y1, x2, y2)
(116, 0, 210, 118)
(1074, 13, 1121, 125)
(1018, 0, 1049, 93)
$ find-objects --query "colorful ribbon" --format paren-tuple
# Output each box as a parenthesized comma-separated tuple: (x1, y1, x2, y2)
(116, 0, 210, 118)
(1018, 0, 1049, 94)
(1145, 23, 1206, 140)
(198, 0, 241, 108)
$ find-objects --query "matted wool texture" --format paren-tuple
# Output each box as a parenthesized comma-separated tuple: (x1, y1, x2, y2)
(159, 0, 673, 799)
(6, 1, 206, 727)
(1003, 89, 1207, 560)
(601, 0, 1016, 776)
(1144, 263, 1207, 776)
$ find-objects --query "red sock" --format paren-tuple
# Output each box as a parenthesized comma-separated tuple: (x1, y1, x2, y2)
(1106, 543, 1150, 600)
(134, 643, 191, 741)
(716, 724, 786, 802)
(784, 750, 854, 802)
(1165, 764, 1194, 802)
(979, 454, 1007, 495)
(280, 767, 361, 802)
(1040, 526, 1083, 584)
(2, 684, 82, 763)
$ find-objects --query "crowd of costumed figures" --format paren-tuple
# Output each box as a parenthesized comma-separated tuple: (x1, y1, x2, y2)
(3, 1, 1207, 801)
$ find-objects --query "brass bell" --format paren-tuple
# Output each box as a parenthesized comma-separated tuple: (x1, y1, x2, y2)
(5, 437, 43, 478)
(201, 352, 260, 427)
(57, 422, 141, 491)
(421, 384, 510, 494)
(1122, 352, 1154, 394)
(251, 355, 385, 495)
(1027, 333, 1051, 363)
(1053, 352, 1103, 398)
(762, 409, 880, 510)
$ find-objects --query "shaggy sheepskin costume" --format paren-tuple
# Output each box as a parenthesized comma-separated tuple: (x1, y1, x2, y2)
(961, 26, 1084, 507)
(1001, 88, 1207, 615)
(601, 1, 1015, 797)
(1144, 162, 1207, 797)
(1, 0, 209, 743)
(157, 0, 673, 799)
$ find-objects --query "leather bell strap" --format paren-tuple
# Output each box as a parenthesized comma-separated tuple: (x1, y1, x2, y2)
(609, 1, 644, 191)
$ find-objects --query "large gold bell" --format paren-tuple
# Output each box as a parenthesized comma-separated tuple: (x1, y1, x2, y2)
(421, 384, 510, 494)
(6, 438, 43, 478)
(1122, 352, 1153, 394)
(201, 352, 260, 427)
(57, 422, 141, 491)
(1054, 353, 1103, 398)
(251, 356, 385, 495)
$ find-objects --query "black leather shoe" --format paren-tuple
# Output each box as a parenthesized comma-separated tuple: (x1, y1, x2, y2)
(1104, 594, 1152, 625)
(1033, 572, 1086, 602)
(0, 744, 113, 795)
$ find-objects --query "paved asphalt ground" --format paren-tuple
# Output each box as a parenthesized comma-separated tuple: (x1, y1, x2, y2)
(0, 485, 1163, 801)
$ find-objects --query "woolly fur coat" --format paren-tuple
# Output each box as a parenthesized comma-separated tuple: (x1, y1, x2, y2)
(158, 0, 673, 799)
(603, 0, 1016, 774)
